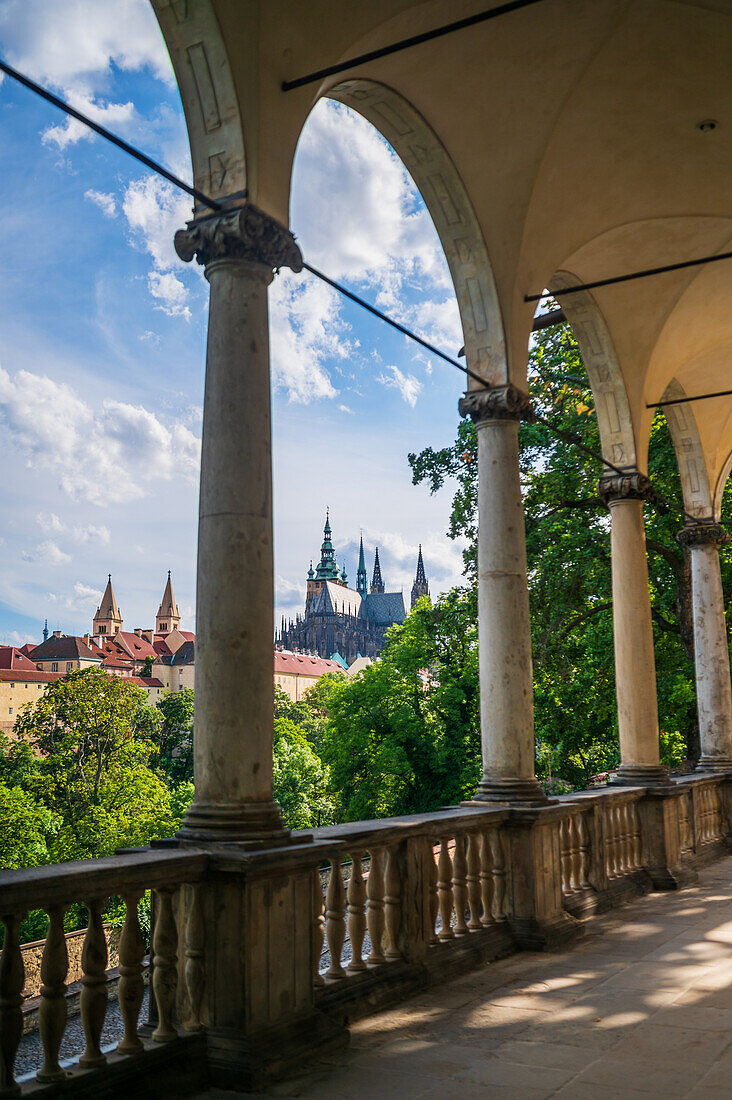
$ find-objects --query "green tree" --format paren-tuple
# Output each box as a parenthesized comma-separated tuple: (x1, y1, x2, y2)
(273, 716, 334, 828)
(0, 783, 59, 870)
(152, 688, 194, 784)
(12, 668, 175, 861)
(318, 592, 480, 821)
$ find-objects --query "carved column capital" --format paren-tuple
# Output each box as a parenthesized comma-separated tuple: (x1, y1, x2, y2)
(174, 202, 303, 273)
(597, 471, 656, 506)
(676, 522, 730, 550)
(458, 384, 533, 423)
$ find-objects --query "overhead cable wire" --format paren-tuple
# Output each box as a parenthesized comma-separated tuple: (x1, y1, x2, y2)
(525, 250, 732, 303)
(0, 57, 704, 525)
(281, 0, 547, 91)
(647, 387, 732, 410)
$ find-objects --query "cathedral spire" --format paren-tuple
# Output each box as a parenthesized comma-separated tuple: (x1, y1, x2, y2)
(411, 544, 430, 608)
(156, 571, 181, 635)
(356, 534, 367, 597)
(371, 547, 385, 593)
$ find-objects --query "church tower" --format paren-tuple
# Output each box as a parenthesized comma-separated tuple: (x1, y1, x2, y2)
(93, 575, 123, 636)
(156, 571, 181, 634)
(356, 535, 367, 597)
(411, 545, 430, 608)
(371, 548, 385, 594)
(314, 510, 341, 583)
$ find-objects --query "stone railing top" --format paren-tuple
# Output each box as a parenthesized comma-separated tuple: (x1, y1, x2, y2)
(301, 804, 511, 849)
(0, 848, 207, 916)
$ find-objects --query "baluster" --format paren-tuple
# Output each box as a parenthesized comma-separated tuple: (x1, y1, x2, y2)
(0, 913, 25, 1096)
(79, 897, 108, 1067)
(346, 852, 367, 973)
(427, 840, 439, 944)
(479, 830, 494, 926)
(711, 787, 721, 839)
(701, 788, 710, 843)
(569, 816, 583, 891)
(490, 828, 507, 921)
(623, 804, 635, 873)
(325, 858, 346, 979)
(605, 806, 617, 878)
(559, 817, 572, 894)
(630, 802, 642, 868)
(452, 835, 469, 936)
(152, 887, 178, 1041)
(312, 867, 325, 985)
(466, 833, 482, 931)
(37, 905, 68, 1081)
(384, 845, 402, 960)
(614, 805, 625, 874)
(437, 838, 454, 940)
(184, 884, 205, 1032)
(578, 813, 591, 887)
(366, 847, 385, 966)
(117, 892, 145, 1053)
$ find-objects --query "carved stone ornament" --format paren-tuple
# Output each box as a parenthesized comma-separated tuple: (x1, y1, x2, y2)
(174, 203, 303, 272)
(676, 522, 730, 550)
(458, 384, 533, 423)
(597, 471, 656, 505)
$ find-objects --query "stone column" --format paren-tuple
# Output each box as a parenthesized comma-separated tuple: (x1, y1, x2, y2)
(174, 203, 302, 844)
(677, 523, 732, 771)
(598, 472, 668, 784)
(459, 385, 546, 804)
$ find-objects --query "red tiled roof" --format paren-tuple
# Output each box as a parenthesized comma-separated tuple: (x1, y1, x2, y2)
(131, 676, 164, 688)
(0, 646, 39, 671)
(115, 632, 157, 659)
(30, 636, 101, 662)
(153, 639, 172, 656)
(273, 652, 343, 677)
(0, 669, 62, 684)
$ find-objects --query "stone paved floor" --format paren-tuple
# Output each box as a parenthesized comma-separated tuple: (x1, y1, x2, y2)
(213, 857, 732, 1099)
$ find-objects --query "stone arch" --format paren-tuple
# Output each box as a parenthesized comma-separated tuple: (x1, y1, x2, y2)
(324, 80, 507, 387)
(549, 271, 637, 471)
(151, 0, 247, 209)
(659, 380, 714, 520)
(713, 441, 732, 523)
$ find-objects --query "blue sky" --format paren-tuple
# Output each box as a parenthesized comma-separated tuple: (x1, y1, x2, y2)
(0, 0, 467, 645)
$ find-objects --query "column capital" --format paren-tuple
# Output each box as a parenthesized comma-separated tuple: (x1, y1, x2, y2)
(174, 202, 303, 273)
(676, 522, 730, 550)
(459, 384, 533, 423)
(597, 471, 656, 505)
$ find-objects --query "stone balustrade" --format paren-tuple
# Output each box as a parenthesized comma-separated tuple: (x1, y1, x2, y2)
(2, 774, 731, 1095)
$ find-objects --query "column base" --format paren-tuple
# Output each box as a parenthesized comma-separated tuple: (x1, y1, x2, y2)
(177, 799, 293, 847)
(696, 756, 732, 774)
(610, 763, 671, 787)
(465, 775, 548, 806)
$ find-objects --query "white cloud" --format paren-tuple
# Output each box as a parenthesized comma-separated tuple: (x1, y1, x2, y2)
(0, 629, 37, 647)
(122, 176, 194, 318)
(148, 271, 191, 320)
(22, 540, 71, 565)
(71, 582, 102, 608)
(43, 96, 135, 150)
(0, 364, 200, 507)
(338, 405, 354, 415)
(36, 512, 64, 533)
(269, 273, 347, 403)
(0, 0, 173, 91)
(376, 365, 423, 407)
(85, 189, 117, 218)
(73, 524, 111, 546)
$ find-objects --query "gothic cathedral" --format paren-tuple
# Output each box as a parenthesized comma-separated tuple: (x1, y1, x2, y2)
(276, 512, 429, 665)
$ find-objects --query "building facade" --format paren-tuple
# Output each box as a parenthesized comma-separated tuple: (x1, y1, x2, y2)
(276, 514, 429, 665)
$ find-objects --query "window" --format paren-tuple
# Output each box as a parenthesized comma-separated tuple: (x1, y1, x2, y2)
(8, 708, 12, 715)
(38, 684, 42, 690)
(51, 662, 58, 672)
(10, 683, 14, 689)
(66, 662, 73, 672)
(99, 626, 106, 634)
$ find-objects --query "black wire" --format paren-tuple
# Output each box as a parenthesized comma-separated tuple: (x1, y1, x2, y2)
(0, 58, 222, 212)
(648, 388, 732, 410)
(0, 56, 699, 525)
(281, 0, 547, 92)
(526, 250, 732, 303)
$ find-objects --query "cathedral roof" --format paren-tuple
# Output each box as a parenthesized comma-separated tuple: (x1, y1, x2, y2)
(362, 592, 406, 625)
(312, 581, 362, 617)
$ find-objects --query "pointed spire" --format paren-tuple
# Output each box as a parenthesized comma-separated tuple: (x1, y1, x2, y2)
(156, 572, 180, 634)
(370, 548, 385, 593)
(43, 619, 49, 643)
(315, 508, 340, 581)
(411, 544, 430, 608)
(93, 575, 123, 635)
(356, 534, 368, 597)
